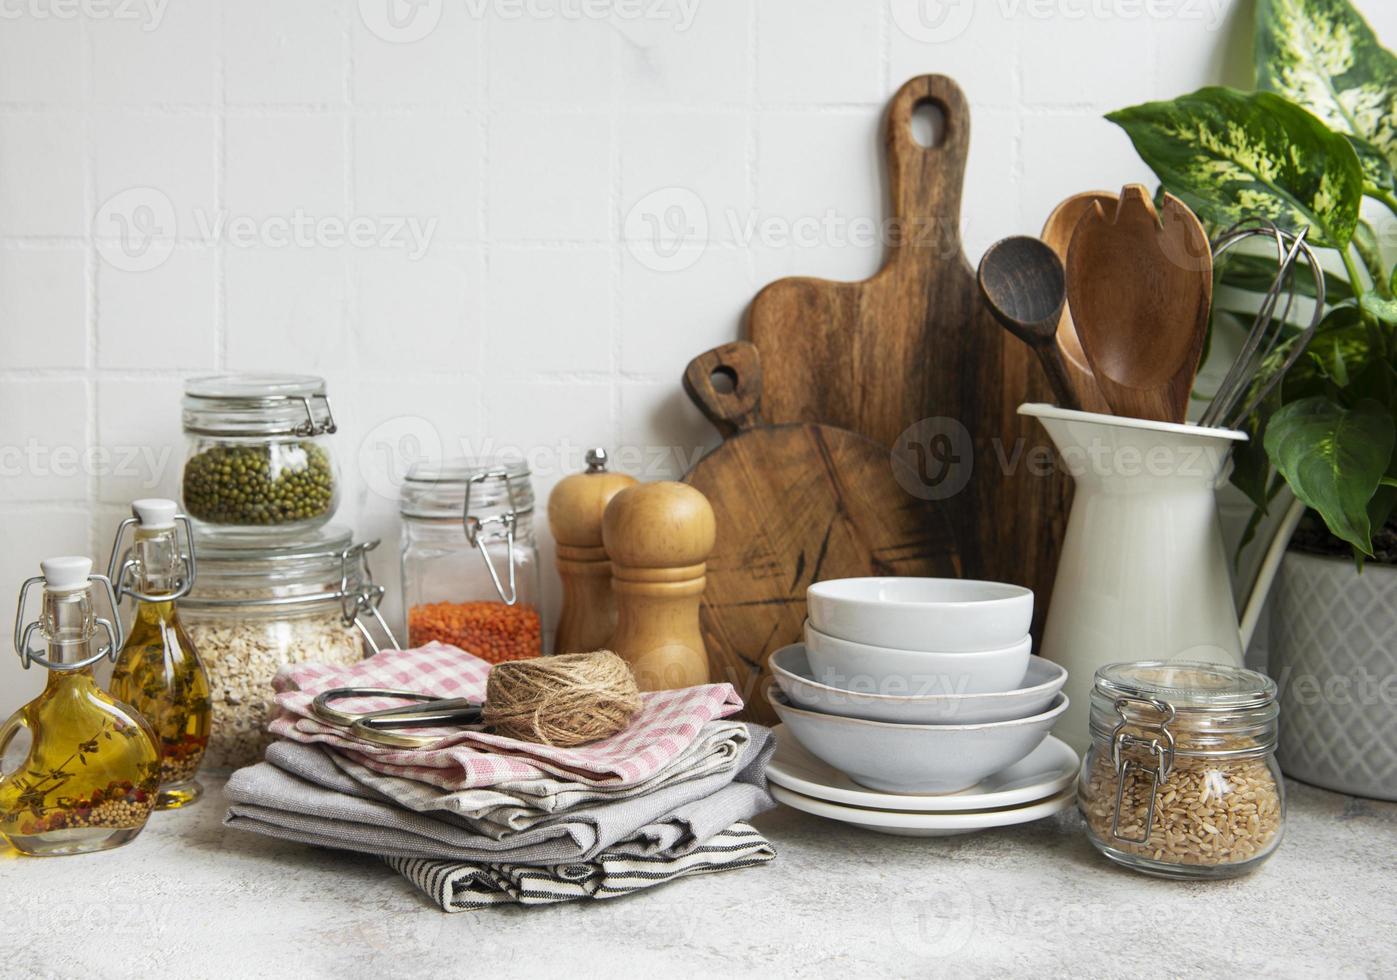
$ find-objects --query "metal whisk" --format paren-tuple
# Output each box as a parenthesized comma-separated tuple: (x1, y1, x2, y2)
(1199, 220, 1326, 430)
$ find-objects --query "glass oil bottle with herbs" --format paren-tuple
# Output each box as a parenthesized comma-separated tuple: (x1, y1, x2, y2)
(0, 557, 161, 856)
(107, 499, 211, 808)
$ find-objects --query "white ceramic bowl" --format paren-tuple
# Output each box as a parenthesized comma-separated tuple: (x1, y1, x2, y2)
(771, 644, 1066, 724)
(769, 688, 1069, 793)
(803, 621, 1030, 696)
(806, 577, 1033, 651)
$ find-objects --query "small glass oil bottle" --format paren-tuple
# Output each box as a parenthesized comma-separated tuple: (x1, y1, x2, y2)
(107, 499, 211, 809)
(1, 557, 160, 856)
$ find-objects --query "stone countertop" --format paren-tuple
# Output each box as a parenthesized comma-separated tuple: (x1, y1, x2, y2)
(1, 777, 1392, 978)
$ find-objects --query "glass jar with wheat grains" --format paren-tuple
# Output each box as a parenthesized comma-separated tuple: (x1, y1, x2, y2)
(400, 459, 542, 663)
(1079, 661, 1285, 879)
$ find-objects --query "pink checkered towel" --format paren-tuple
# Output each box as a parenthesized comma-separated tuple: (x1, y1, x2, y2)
(269, 643, 744, 791)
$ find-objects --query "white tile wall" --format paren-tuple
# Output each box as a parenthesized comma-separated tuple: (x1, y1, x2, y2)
(3, 0, 1396, 715)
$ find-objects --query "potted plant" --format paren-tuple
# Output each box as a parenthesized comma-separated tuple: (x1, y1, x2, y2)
(1107, 0, 1397, 800)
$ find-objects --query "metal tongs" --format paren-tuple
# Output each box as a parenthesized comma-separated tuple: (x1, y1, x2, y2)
(310, 688, 484, 749)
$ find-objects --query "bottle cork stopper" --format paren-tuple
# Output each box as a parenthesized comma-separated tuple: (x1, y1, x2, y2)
(41, 556, 92, 591)
(132, 498, 178, 529)
(548, 448, 638, 550)
(603, 481, 716, 570)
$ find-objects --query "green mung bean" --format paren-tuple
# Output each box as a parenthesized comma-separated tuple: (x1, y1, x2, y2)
(182, 441, 335, 525)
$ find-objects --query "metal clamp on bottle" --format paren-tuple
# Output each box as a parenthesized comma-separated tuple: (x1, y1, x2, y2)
(13, 558, 124, 672)
(107, 504, 199, 604)
(1108, 695, 1176, 846)
(463, 467, 521, 605)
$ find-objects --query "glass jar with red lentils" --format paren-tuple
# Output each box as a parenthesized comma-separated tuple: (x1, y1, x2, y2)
(399, 459, 542, 662)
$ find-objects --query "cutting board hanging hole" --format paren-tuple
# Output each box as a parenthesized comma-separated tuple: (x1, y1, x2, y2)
(910, 99, 945, 149)
(710, 366, 737, 394)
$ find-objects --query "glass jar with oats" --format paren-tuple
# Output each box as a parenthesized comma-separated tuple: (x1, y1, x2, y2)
(179, 527, 398, 770)
(1079, 661, 1285, 880)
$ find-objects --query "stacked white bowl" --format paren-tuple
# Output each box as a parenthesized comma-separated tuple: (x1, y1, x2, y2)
(769, 577, 1070, 796)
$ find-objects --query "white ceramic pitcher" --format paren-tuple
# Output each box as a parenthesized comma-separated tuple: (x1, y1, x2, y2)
(1019, 404, 1299, 753)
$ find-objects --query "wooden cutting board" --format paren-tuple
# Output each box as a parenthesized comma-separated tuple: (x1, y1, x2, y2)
(746, 74, 1071, 635)
(682, 341, 961, 724)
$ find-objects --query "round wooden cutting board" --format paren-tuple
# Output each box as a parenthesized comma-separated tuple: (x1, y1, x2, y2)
(682, 341, 961, 724)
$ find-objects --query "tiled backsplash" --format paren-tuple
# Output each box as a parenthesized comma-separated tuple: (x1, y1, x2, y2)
(4, 0, 1388, 713)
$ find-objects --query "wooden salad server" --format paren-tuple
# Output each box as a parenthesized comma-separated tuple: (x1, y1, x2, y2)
(1040, 190, 1118, 415)
(1065, 185, 1212, 423)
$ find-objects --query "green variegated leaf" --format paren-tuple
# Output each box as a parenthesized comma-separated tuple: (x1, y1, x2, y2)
(1286, 305, 1366, 398)
(1264, 395, 1394, 553)
(1256, 0, 1397, 171)
(1107, 88, 1363, 247)
(1360, 292, 1397, 324)
(1347, 135, 1396, 192)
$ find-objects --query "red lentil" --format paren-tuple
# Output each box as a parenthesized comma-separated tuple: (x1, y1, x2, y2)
(408, 600, 541, 663)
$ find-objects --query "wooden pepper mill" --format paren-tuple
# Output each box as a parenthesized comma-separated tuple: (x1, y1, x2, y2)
(547, 448, 637, 655)
(602, 481, 716, 691)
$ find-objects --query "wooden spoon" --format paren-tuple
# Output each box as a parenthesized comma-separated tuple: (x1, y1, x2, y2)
(1065, 185, 1212, 423)
(977, 236, 1078, 410)
(1041, 191, 1117, 415)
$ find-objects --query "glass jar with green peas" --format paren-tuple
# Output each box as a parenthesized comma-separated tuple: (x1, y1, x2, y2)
(180, 374, 340, 538)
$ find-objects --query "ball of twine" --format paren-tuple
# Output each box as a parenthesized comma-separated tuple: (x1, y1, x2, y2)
(483, 650, 642, 748)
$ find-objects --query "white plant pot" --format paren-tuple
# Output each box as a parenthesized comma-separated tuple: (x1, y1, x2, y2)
(1271, 549, 1397, 801)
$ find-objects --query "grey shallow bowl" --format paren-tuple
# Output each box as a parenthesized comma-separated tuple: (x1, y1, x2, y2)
(769, 688, 1069, 794)
(770, 643, 1067, 724)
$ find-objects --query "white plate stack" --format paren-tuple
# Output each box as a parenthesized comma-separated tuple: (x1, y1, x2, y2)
(767, 577, 1078, 837)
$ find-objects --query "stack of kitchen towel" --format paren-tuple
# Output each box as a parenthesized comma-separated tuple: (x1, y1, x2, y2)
(223, 642, 776, 911)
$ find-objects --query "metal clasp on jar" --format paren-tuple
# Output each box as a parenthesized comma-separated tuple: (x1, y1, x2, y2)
(294, 392, 337, 437)
(106, 513, 199, 604)
(1109, 695, 1176, 846)
(337, 541, 401, 655)
(462, 467, 521, 606)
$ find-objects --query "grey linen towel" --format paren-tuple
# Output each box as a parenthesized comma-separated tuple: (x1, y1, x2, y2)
(223, 725, 775, 865)
(326, 721, 750, 836)
(387, 822, 775, 911)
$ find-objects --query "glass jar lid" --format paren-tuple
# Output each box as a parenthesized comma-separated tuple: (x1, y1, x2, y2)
(1089, 661, 1278, 757)
(184, 525, 369, 606)
(399, 458, 534, 521)
(1094, 661, 1277, 710)
(183, 373, 337, 438)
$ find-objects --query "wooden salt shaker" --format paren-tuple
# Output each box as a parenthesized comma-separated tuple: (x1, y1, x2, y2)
(602, 481, 716, 691)
(547, 448, 637, 655)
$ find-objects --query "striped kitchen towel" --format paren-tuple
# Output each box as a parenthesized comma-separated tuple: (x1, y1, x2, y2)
(387, 823, 775, 911)
(269, 642, 744, 791)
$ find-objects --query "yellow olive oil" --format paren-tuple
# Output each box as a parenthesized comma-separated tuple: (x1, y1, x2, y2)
(109, 600, 211, 809)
